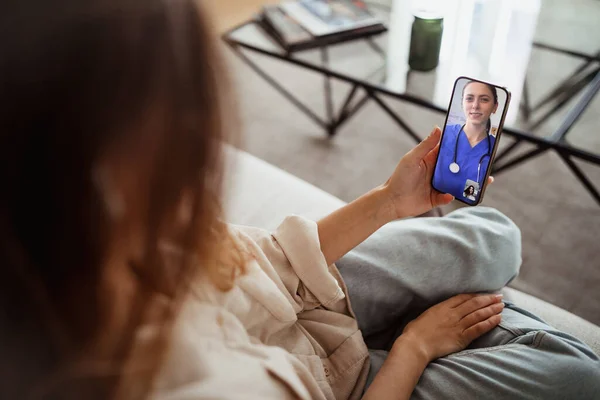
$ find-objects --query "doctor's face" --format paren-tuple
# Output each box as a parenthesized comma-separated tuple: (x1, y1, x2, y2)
(462, 82, 498, 125)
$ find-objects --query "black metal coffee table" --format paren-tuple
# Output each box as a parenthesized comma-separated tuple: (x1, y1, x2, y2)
(222, 1, 600, 205)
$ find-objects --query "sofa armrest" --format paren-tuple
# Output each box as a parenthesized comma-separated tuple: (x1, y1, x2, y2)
(223, 145, 344, 229)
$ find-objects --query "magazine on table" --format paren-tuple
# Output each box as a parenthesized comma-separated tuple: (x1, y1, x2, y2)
(279, 0, 384, 37)
(259, 1, 386, 52)
(260, 5, 313, 51)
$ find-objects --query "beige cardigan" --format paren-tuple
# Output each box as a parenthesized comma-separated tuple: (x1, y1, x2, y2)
(152, 216, 370, 399)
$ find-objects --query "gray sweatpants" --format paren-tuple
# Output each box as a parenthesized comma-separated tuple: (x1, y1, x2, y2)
(336, 207, 600, 399)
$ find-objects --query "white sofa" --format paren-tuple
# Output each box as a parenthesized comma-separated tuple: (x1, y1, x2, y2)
(223, 147, 600, 355)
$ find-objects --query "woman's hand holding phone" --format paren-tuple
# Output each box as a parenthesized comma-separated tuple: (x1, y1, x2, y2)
(382, 126, 494, 219)
(318, 125, 495, 266)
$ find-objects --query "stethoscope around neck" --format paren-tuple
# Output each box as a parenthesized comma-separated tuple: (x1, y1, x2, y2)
(448, 124, 492, 184)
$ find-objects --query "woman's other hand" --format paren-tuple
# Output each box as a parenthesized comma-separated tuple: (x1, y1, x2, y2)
(399, 293, 505, 363)
(383, 126, 494, 219)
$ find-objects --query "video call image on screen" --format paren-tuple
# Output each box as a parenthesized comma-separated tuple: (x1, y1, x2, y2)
(432, 78, 508, 204)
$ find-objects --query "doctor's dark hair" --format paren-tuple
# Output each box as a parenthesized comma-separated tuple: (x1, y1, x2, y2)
(462, 80, 498, 135)
(0, 0, 249, 399)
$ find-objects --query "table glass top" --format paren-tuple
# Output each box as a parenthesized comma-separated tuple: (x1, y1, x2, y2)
(227, 0, 542, 126)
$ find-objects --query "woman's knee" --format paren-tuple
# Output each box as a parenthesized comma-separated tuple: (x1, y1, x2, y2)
(448, 206, 522, 287)
(542, 342, 600, 398)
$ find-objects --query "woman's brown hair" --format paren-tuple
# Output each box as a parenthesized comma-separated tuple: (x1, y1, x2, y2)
(0, 0, 246, 398)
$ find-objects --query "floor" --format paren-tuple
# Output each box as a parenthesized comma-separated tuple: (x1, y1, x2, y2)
(211, 0, 600, 325)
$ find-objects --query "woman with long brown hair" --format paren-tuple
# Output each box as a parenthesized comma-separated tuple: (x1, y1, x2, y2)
(1, 1, 598, 399)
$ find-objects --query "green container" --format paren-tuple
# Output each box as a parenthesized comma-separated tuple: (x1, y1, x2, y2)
(408, 14, 444, 72)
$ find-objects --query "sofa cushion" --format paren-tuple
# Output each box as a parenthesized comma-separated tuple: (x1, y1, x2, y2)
(223, 145, 344, 228)
(223, 147, 600, 354)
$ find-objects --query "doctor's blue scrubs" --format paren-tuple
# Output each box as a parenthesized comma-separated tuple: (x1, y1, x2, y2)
(432, 124, 495, 203)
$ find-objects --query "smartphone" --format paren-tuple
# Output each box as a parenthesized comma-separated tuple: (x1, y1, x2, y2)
(431, 76, 511, 206)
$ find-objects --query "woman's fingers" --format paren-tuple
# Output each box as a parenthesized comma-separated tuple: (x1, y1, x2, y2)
(444, 293, 478, 308)
(488, 176, 495, 185)
(432, 192, 454, 207)
(463, 314, 502, 343)
(455, 293, 503, 316)
(460, 302, 504, 328)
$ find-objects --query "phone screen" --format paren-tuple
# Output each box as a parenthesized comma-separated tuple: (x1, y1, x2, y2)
(432, 77, 510, 205)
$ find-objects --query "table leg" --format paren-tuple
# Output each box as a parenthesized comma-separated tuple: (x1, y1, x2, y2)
(531, 51, 600, 111)
(548, 69, 600, 142)
(226, 44, 328, 130)
(367, 90, 422, 144)
(333, 88, 370, 131)
(557, 153, 600, 205)
(520, 77, 532, 121)
(320, 47, 335, 136)
(494, 139, 524, 165)
(492, 147, 550, 175)
(527, 67, 600, 133)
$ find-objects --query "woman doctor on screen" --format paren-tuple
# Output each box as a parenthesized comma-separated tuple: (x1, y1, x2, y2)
(432, 80, 498, 203)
